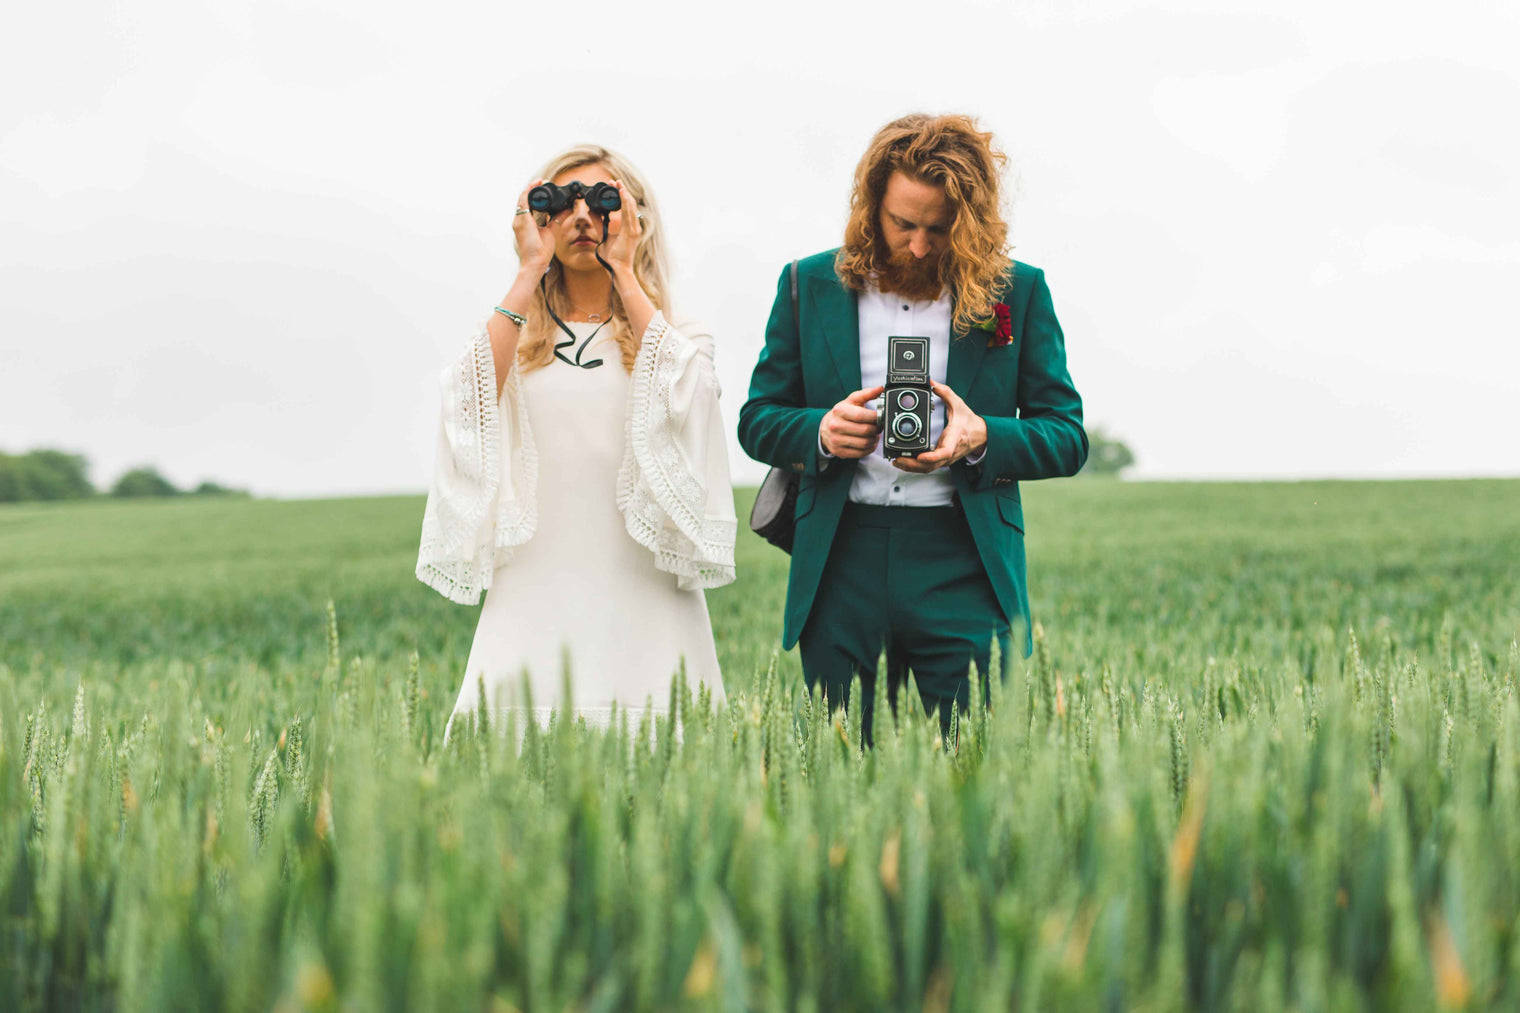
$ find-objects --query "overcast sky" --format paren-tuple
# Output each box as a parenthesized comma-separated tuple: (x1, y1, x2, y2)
(3, 0, 1517, 495)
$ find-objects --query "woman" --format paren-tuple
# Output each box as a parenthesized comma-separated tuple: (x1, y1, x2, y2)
(417, 145, 736, 741)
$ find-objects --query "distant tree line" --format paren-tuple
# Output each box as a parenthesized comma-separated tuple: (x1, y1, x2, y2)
(0, 448, 249, 503)
(1079, 426, 1137, 478)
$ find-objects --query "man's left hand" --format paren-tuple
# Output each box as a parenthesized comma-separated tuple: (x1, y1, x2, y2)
(892, 381, 987, 473)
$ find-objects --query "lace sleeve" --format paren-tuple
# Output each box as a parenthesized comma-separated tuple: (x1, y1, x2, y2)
(618, 311, 737, 590)
(416, 321, 538, 604)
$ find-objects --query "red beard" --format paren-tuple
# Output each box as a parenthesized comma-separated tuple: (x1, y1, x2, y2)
(875, 247, 946, 302)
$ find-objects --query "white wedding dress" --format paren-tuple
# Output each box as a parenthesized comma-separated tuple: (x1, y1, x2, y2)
(417, 312, 736, 741)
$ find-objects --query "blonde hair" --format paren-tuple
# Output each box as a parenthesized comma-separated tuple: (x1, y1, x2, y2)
(836, 114, 1011, 335)
(513, 145, 671, 373)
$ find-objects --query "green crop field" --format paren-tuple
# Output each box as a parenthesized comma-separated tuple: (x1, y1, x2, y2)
(2, 479, 1519, 1011)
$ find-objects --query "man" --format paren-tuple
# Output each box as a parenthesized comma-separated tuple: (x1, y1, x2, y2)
(738, 113, 1087, 743)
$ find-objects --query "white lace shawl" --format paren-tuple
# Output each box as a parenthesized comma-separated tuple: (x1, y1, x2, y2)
(416, 310, 737, 604)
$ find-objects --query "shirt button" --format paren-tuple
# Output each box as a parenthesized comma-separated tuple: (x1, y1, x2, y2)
(892, 485, 901, 492)
(902, 304, 910, 311)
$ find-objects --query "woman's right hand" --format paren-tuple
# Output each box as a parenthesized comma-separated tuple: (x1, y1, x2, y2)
(513, 179, 557, 274)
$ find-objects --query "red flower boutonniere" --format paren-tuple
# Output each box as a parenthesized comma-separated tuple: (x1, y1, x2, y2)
(987, 302, 1013, 348)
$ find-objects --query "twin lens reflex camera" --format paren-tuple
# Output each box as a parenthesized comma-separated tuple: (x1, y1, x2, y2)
(882, 336, 933, 459)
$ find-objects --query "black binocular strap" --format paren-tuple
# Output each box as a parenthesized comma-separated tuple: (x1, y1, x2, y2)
(542, 214, 616, 369)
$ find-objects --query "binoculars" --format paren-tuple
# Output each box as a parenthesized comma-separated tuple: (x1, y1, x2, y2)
(527, 181, 622, 216)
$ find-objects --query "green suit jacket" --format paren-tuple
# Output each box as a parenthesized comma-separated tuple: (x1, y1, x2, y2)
(738, 250, 1088, 654)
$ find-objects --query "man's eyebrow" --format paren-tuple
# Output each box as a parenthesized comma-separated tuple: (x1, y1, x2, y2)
(890, 210, 949, 230)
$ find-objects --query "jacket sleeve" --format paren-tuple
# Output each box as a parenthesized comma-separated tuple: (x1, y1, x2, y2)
(618, 312, 737, 590)
(965, 268, 1088, 489)
(415, 320, 538, 603)
(737, 264, 830, 477)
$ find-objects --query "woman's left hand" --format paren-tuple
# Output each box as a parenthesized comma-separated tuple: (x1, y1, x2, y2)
(601, 180, 642, 274)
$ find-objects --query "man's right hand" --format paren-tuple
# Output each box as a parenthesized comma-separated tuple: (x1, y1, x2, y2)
(820, 385, 885, 459)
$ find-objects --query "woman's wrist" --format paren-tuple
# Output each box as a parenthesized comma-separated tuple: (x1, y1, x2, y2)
(517, 257, 551, 282)
(612, 264, 656, 339)
(612, 265, 645, 301)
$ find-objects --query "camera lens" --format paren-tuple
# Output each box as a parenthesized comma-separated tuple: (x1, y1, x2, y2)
(895, 390, 919, 412)
(893, 415, 921, 439)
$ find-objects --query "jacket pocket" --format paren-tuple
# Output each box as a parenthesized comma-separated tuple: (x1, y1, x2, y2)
(997, 493, 1024, 532)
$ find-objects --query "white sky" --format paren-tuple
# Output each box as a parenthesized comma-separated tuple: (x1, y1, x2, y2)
(2, 0, 1517, 495)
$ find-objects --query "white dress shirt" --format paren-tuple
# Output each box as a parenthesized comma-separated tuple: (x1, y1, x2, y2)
(820, 285, 985, 506)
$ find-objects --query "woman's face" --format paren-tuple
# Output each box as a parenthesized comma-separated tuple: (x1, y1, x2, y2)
(546, 162, 622, 273)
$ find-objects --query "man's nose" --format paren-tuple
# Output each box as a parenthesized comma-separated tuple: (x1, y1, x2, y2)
(909, 232, 931, 259)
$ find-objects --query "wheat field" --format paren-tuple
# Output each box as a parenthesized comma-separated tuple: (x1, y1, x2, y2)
(2, 479, 1518, 1011)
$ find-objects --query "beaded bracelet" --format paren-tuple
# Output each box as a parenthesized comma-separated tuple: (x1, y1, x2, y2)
(493, 306, 527, 327)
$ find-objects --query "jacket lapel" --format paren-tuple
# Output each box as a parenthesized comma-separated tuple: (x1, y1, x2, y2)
(946, 264, 1019, 395)
(945, 297, 990, 396)
(808, 278, 862, 395)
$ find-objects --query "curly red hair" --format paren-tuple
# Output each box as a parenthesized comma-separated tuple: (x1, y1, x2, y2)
(836, 114, 1010, 335)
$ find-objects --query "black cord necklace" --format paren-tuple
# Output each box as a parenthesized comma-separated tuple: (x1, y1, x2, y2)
(542, 215, 616, 370)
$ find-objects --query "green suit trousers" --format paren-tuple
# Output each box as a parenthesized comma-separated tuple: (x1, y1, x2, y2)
(798, 501, 1012, 745)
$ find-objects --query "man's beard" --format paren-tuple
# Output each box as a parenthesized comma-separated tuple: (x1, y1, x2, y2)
(876, 246, 946, 302)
